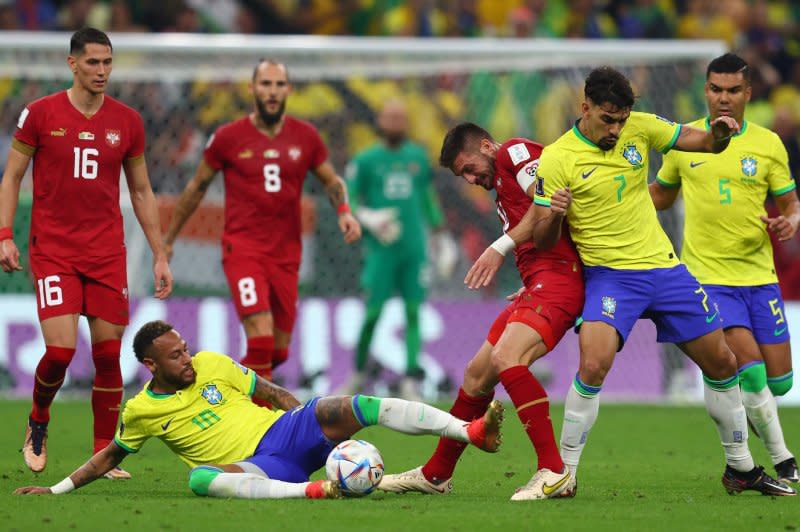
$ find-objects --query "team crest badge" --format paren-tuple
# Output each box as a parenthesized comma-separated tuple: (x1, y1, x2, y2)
(741, 156, 757, 177)
(622, 144, 643, 167)
(105, 129, 121, 147)
(601, 296, 617, 319)
(289, 147, 301, 161)
(201, 384, 223, 405)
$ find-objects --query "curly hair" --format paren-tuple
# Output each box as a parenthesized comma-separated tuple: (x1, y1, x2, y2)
(132, 320, 174, 362)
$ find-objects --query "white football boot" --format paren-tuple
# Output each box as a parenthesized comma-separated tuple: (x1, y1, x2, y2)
(510, 466, 575, 501)
(378, 466, 452, 495)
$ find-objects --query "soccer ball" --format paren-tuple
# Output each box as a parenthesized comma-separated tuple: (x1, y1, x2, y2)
(325, 439, 384, 497)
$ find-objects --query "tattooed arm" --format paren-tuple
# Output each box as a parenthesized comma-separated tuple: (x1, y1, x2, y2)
(253, 375, 302, 410)
(15, 442, 128, 495)
(313, 161, 362, 244)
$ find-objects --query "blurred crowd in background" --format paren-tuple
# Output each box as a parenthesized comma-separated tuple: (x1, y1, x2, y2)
(0, 0, 798, 299)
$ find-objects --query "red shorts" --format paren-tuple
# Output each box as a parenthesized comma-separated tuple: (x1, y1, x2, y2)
(222, 254, 299, 332)
(486, 266, 584, 351)
(29, 252, 129, 324)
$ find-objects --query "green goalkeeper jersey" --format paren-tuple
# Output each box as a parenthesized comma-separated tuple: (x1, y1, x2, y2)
(346, 140, 443, 257)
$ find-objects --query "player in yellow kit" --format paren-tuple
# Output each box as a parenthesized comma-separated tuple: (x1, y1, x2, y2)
(651, 53, 800, 484)
(532, 66, 794, 496)
(14, 321, 504, 500)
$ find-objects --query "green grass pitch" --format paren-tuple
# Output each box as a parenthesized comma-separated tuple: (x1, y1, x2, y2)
(1, 400, 798, 531)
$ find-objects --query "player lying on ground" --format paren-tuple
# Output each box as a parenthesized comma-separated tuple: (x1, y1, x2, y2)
(379, 123, 583, 500)
(14, 320, 503, 499)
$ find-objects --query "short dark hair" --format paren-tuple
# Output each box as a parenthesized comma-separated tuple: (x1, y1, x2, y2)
(439, 122, 493, 169)
(252, 58, 290, 82)
(707, 53, 750, 83)
(133, 320, 174, 362)
(70, 27, 112, 56)
(584, 66, 635, 110)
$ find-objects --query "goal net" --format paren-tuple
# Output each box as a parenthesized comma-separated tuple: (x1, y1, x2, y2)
(2, 32, 752, 404)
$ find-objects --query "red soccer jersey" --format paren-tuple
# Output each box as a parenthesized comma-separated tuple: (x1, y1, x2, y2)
(494, 138, 579, 285)
(204, 116, 327, 266)
(14, 91, 145, 258)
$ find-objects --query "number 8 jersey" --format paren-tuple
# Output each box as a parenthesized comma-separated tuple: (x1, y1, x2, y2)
(14, 91, 145, 258)
(204, 116, 327, 266)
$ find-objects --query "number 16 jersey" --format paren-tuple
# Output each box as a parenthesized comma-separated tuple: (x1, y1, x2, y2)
(204, 116, 327, 267)
(14, 91, 145, 258)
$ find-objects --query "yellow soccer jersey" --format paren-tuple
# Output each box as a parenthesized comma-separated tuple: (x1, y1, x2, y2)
(114, 351, 284, 468)
(534, 111, 682, 269)
(658, 118, 796, 286)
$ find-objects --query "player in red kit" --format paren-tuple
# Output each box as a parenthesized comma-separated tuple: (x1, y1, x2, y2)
(380, 123, 583, 500)
(0, 28, 173, 477)
(163, 60, 361, 405)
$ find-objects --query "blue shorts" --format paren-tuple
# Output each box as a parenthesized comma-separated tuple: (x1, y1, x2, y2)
(704, 284, 791, 345)
(581, 264, 721, 348)
(243, 398, 334, 482)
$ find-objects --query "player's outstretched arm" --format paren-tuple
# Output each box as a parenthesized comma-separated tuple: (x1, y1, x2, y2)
(0, 147, 32, 273)
(14, 442, 128, 495)
(253, 374, 301, 410)
(762, 190, 800, 241)
(674, 116, 739, 154)
(648, 181, 680, 211)
(313, 161, 361, 244)
(162, 160, 217, 260)
(125, 157, 173, 299)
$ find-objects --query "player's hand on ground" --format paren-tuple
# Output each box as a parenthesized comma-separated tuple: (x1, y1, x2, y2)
(0, 238, 22, 272)
(338, 212, 362, 244)
(506, 286, 525, 301)
(550, 187, 572, 216)
(465, 246, 503, 289)
(14, 486, 52, 495)
(710, 116, 740, 141)
(760, 214, 798, 241)
(153, 256, 173, 299)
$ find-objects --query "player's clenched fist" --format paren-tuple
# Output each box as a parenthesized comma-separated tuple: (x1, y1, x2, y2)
(550, 187, 572, 216)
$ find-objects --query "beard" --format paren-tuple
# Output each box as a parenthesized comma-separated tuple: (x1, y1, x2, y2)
(382, 130, 406, 148)
(256, 98, 285, 126)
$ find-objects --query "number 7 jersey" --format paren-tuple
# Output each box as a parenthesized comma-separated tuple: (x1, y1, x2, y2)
(13, 91, 145, 258)
(534, 112, 681, 270)
(204, 116, 327, 266)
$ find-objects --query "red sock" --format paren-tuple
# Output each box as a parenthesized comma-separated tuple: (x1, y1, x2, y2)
(30, 346, 76, 423)
(421, 387, 494, 482)
(240, 336, 273, 408)
(91, 340, 123, 454)
(498, 365, 563, 472)
(272, 347, 289, 369)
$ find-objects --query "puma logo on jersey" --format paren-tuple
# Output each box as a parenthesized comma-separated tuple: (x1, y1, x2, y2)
(50, 127, 67, 137)
(238, 149, 253, 159)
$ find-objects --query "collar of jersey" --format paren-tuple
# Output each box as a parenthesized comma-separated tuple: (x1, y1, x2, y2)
(704, 116, 747, 137)
(146, 385, 175, 399)
(571, 120, 600, 148)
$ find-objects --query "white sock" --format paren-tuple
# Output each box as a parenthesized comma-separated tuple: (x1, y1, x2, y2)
(559, 384, 600, 477)
(742, 388, 793, 465)
(703, 383, 754, 472)
(377, 398, 468, 442)
(208, 473, 309, 499)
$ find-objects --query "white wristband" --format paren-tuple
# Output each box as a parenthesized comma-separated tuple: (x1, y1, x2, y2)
(489, 234, 516, 256)
(50, 477, 75, 494)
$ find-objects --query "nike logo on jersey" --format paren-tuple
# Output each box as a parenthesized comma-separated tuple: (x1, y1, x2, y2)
(161, 417, 175, 431)
(705, 311, 718, 323)
(774, 327, 787, 336)
(689, 161, 706, 168)
(542, 474, 570, 496)
(581, 167, 598, 179)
